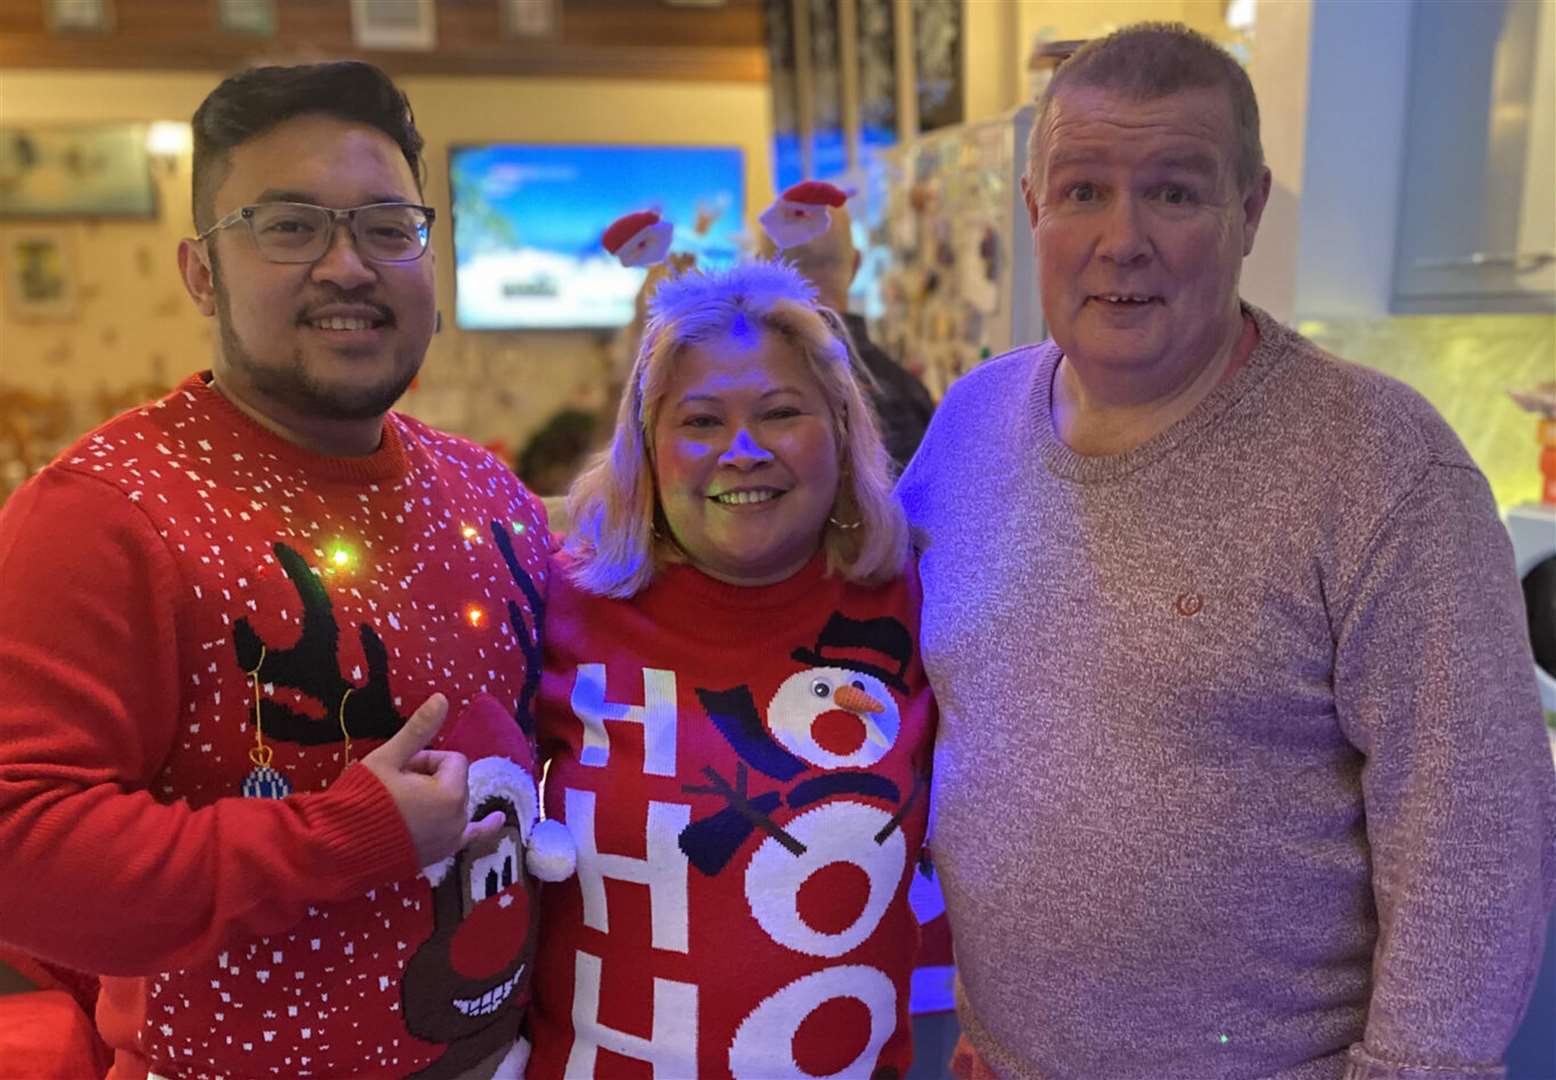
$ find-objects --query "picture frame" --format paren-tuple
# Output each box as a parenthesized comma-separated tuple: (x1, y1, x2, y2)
(214, 0, 276, 36)
(0, 125, 157, 219)
(2, 229, 77, 320)
(45, 0, 113, 33)
(503, 0, 559, 39)
(350, 0, 436, 51)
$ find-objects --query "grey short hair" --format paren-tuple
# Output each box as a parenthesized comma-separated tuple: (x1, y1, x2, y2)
(1026, 22, 1264, 195)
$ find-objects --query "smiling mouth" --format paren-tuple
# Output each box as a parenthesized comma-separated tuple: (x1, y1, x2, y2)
(305, 316, 389, 331)
(451, 966, 522, 1017)
(1092, 294, 1159, 306)
(710, 489, 783, 506)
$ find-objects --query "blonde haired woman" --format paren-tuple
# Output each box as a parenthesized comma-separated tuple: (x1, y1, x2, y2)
(528, 260, 935, 1076)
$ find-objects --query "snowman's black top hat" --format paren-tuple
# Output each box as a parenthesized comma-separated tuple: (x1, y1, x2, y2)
(791, 612, 912, 695)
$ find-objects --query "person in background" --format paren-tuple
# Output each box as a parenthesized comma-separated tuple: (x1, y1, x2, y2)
(761, 189, 934, 472)
(516, 407, 600, 497)
(528, 260, 935, 1074)
(0, 60, 553, 1078)
(899, 22, 1556, 1079)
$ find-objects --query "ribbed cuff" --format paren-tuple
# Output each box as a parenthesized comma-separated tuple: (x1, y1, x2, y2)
(303, 765, 419, 896)
(1344, 1044, 1506, 1080)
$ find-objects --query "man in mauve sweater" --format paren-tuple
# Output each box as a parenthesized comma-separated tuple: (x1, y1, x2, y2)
(898, 23, 1555, 1080)
(0, 62, 549, 1078)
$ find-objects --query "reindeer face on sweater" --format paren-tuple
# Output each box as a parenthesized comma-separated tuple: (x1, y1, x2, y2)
(403, 789, 536, 1053)
(400, 694, 575, 1079)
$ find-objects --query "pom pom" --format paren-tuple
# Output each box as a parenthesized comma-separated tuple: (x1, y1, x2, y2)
(525, 817, 577, 882)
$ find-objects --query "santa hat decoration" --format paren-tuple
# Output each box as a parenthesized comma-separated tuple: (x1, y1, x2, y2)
(603, 209, 674, 269)
(759, 180, 849, 250)
(419, 693, 576, 887)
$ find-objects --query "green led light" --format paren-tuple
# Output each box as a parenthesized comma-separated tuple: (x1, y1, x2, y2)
(330, 547, 351, 567)
(512, 521, 527, 534)
(1219, 1034, 1230, 1046)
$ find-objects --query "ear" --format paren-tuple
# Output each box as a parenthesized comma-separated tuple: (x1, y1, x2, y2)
(1020, 175, 1041, 234)
(1240, 167, 1273, 257)
(177, 238, 218, 317)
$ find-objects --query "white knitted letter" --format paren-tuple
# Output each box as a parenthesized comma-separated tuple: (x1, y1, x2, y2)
(565, 788, 691, 953)
(566, 950, 697, 1077)
(743, 801, 905, 957)
(571, 664, 679, 775)
(728, 965, 896, 1079)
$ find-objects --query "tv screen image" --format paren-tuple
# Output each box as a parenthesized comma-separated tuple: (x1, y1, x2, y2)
(449, 143, 745, 331)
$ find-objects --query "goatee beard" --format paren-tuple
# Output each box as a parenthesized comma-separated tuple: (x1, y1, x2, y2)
(212, 276, 421, 422)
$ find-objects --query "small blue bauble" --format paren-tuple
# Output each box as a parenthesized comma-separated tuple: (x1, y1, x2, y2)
(241, 765, 293, 799)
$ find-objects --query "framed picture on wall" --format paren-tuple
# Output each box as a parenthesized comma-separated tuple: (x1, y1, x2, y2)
(214, 0, 276, 36)
(503, 0, 558, 38)
(350, 0, 435, 50)
(2, 229, 77, 319)
(0, 125, 156, 218)
(46, 0, 113, 33)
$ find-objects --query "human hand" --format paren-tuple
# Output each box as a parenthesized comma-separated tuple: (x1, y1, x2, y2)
(360, 693, 505, 868)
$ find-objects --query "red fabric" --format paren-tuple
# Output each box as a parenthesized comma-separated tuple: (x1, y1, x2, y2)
(529, 554, 935, 1076)
(0, 375, 550, 1078)
(0, 990, 108, 1079)
(950, 1035, 1002, 1080)
(0, 948, 110, 1078)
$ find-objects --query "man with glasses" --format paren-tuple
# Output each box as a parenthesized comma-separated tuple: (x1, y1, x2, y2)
(0, 62, 550, 1077)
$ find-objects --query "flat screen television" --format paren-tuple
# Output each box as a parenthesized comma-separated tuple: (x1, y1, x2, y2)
(449, 143, 745, 331)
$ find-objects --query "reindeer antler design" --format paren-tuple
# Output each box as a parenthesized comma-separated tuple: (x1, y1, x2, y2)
(491, 521, 544, 737)
(232, 542, 404, 746)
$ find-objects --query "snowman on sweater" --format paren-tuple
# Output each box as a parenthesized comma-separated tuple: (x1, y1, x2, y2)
(680, 612, 925, 884)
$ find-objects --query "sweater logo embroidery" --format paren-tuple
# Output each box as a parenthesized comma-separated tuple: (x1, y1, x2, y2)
(1175, 592, 1205, 617)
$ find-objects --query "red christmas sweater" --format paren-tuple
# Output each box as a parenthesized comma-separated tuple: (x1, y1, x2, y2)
(0, 374, 550, 1080)
(530, 553, 935, 1079)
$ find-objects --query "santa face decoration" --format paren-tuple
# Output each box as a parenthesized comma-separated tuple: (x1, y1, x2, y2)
(603, 209, 674, 269)
(758, 180, 850, 251)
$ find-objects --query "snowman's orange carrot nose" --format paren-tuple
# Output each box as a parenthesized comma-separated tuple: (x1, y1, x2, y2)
(834, 684, 884, 715)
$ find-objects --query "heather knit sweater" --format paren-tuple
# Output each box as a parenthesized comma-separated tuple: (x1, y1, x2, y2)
(897, 304, 1556, 1079)
(0, 374, 549, 1079)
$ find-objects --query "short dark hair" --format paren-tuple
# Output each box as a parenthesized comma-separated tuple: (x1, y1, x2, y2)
(190, 60, 425, 231)
(1028, 22, 1264, 194)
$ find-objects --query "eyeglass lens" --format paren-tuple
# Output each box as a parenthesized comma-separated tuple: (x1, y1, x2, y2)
(248, 203, 431, 263)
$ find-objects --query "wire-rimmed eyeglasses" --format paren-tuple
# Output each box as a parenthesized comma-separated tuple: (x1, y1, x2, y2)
(195, 201, 436, 264)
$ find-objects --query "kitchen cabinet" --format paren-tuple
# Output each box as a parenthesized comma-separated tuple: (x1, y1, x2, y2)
(1393, 0, 1555, 314)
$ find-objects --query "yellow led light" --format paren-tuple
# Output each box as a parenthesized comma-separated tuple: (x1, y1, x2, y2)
(461, 524, 479, 540)
(330, 547, 351, 567)
(464, 604, 486, 628)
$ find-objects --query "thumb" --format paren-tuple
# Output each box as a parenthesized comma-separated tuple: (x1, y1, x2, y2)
(461, 810, 506, 851)
(372, 693, 449, 769)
